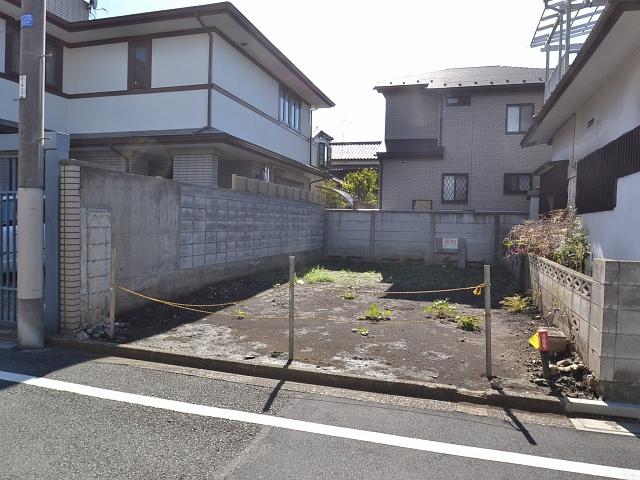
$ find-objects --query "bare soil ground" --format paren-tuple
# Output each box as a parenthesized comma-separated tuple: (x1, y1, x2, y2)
(114, 262, 570, 395)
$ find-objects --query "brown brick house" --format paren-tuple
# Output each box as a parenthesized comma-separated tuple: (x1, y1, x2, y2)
(375, 66, 551, 212)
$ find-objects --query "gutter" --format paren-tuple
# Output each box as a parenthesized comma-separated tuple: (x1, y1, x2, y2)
(194, 12, 214, 135)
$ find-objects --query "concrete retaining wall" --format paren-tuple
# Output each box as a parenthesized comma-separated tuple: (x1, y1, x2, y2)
(59, 161, 324, 334)
(530, 255, 640, 401)
(325, 210, 525, 265)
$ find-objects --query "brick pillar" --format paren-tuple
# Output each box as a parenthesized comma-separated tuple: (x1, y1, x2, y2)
(172, 147, 219, 187)
(59, 164, 82, 334)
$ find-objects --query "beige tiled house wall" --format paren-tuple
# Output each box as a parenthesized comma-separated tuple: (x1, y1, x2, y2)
(381, 88, 551, 211)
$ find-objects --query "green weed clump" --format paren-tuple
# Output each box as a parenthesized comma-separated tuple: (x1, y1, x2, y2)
(341, 291, 357, 300)
(423, 299, 458, 319)
(500, 294, 531, 313)
(304, 266, 335, 284)
(359, 303, 392, 321)
(456, 315, 481, 332)
(234, 308, 247, 319)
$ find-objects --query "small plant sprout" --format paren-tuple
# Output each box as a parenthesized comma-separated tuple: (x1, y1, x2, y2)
(234, 308, 247, 319)
(423, 299, 458, 319)
(303, 266, 335, 284)
(500, 294, 531, 313)
(341, 290, 357, 300)
(358, 327, 370, 336)
(456, 315, 481, 332)
(359, 303, 392, 322)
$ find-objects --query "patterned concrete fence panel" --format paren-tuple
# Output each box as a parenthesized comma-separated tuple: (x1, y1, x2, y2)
(529, 255, 640, 401)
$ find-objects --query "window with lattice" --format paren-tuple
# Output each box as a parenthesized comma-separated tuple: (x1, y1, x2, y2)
(504, 174, 532, 194)
(442, 174, 468, 204)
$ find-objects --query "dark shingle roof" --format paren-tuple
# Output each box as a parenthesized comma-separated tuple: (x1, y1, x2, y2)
(331, 142, 382, 161)
(376, 66, 546, 90)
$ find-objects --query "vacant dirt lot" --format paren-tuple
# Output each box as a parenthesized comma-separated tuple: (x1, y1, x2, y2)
(115, 262, 557, 394)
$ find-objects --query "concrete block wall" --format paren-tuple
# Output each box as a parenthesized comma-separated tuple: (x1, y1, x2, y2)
(529, 255, 640, 401)
(179, 183, 323, 270)
(58, 161, 324, 328)
(325, 210, 525, 265)
(79, 209, 112, 330)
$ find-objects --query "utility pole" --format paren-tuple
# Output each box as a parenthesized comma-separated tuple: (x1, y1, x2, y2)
(17, 0, 46, 348)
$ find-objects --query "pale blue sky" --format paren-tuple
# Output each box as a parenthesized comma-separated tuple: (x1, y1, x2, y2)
(96, 0, 547, 141)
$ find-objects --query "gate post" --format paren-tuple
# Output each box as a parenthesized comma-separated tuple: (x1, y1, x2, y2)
(44, 133, 69, 333)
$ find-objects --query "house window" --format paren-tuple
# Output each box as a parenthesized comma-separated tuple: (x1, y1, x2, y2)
(442, 174, 468, 204)
(128, 39, 152, 89)
(506, 104, 534, 134)
(318, 143, 330, 168)
(5, 23, 20, 76)
(504, 174, 532, 194)
(446, 96, 471, 106)
(279, 87, 301, 131)
(45, 40, 63, 91)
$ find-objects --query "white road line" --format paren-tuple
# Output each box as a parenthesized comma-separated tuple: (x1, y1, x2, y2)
(1, 370, 639, 480)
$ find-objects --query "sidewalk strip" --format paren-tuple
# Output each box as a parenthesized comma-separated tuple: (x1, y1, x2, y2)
(1, 369, 639, 480)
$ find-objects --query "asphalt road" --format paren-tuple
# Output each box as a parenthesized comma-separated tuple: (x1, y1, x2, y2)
(0, 346, 639, 480)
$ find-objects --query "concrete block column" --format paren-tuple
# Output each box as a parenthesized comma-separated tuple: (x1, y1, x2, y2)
(59, 164, 82, 335)
(172, 147, 219, 187)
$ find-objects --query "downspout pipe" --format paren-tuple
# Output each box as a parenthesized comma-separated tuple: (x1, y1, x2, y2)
(195, 12, 214, 135)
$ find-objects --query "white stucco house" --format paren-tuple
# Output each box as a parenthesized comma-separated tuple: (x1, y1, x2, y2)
(0, 0, 334, 189)
(523, 0, 640, 261)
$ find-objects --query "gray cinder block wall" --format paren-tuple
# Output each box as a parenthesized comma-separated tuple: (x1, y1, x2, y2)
(530, 255, 640, 401)
(325, 210, 525, 265)
(58, 161, 324, 334)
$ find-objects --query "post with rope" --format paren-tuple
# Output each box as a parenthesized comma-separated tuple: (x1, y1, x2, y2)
(109, 248, 117, 340)
(288, 256, 295, 361)
(484, 264, 492, 378)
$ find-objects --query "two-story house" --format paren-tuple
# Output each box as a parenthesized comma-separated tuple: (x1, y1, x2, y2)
(522, 0, 640, 261)
(374, 66, 550, 212)
(0, 0, 333, 189)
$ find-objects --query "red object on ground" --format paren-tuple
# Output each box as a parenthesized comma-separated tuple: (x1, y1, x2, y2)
(538, 329, 549, 353)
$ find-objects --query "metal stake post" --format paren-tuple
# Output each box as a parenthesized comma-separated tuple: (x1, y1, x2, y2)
(109, 249, 117, 340)
(288, 256, 295, 361)
(484, 265, 492, 378)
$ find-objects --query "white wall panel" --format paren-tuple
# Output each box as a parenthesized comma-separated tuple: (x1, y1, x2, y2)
(66, 90, 208, 133)
(212, 33, 279, 118)
(152, 35, 209, 88)
(63, 43, 128, 94)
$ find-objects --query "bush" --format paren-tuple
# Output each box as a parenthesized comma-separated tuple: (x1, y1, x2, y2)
(319, 179, 348, 209)
(343, 168, 379, 205)
(423, 299, 458, 319)
(456, 315, 481, 332)
(359, 303, 392, 321)
(304, 266, 335, 284)
(500, 294, 531, 313)
(504, 208, 589, 272)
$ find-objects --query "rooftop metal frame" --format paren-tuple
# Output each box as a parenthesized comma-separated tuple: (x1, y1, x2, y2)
(531, 0, 606, 87)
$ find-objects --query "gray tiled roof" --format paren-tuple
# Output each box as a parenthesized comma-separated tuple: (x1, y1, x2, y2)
(331, 142, 382, 161)
(377, 66, 547, 89)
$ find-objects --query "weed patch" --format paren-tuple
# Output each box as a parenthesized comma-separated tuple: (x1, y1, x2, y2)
(359, 303, 392, 322)
(500, 294, 531, 313)
(423, 299, 458, 319)
(456, 315, 481, 332)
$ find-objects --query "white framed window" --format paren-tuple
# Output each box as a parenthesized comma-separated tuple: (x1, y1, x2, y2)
(279, 87, 301, 131)
(506, 104, 534, 134)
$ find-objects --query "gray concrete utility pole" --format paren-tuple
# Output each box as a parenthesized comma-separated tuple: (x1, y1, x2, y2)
(17, 0, 47, 348)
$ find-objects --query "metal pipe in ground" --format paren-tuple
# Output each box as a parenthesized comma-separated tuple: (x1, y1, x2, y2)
(109, 249, 117, 340)
(288, 256, 295, 361)
(484, 265, 492, 378)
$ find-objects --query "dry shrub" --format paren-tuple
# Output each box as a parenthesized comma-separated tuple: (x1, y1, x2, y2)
(504, 208, 589, 272)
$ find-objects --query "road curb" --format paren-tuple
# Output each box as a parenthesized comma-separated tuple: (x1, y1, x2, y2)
(565, 397, 640, 421)
(42, 335, 565, 415)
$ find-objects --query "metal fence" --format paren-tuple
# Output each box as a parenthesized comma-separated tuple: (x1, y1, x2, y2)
(0, 155, 17, 325)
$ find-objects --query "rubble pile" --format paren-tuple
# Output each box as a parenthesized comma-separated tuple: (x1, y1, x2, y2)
(527, 353, 597, 398)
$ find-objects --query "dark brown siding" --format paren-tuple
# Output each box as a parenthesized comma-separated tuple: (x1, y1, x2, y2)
(576, 124, 640, 214)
